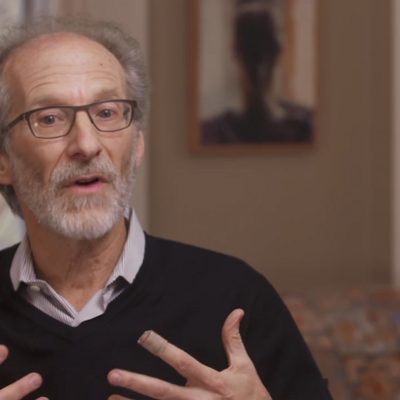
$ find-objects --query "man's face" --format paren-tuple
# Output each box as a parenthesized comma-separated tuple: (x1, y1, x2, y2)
(1, 32, 144, 240)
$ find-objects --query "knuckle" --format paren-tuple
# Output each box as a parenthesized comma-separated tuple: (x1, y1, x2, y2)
(175, 357, 190, 375)
(221, 389, 235, 400)
(152, 383, 173, 400)
(205, 375, 226, 393)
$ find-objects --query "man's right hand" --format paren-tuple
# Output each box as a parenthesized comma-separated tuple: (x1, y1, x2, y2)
(0, 345, 47, 400)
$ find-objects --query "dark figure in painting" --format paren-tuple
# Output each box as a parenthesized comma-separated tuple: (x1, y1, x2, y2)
(201, 0, 313, 145)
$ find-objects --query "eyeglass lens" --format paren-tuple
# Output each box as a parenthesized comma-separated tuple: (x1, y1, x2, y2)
(29, 101, 133, 138)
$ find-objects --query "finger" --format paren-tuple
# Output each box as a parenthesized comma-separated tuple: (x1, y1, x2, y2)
(137, 331, 168, 356)
(0, 372, 43, 399)
(137, 331, 221, 387)
(0, 345, 8, 365)
(0, 347, 47, 400)
(222, 308, 251, 367)
(108, 369, 203, 400)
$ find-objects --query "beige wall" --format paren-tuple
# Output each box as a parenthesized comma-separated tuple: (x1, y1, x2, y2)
(394, 0, 400, 286)
(148, 0, 391, 292)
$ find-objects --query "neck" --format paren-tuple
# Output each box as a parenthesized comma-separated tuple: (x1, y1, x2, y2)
(24, 213, 128, 311)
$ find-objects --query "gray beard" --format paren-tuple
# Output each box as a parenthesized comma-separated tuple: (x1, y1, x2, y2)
(9, 151, 137, 240)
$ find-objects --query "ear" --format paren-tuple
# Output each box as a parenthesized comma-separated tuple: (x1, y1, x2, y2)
(134, 131, 145, 169)
(0, 152, 13, 185)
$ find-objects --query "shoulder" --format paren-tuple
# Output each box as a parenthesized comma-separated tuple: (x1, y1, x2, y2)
(278, 99, 313, 122)
(146, 234, 257, 271)
(144, 234, 275, 295)
(142, 234, 288, 336)
(201, 111, 241, 144)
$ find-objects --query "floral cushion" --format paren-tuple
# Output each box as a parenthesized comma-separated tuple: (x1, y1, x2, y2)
(283, 288, 400, 400)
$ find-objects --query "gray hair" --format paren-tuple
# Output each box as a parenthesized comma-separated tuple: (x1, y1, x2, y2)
(0, 17, 149, 214)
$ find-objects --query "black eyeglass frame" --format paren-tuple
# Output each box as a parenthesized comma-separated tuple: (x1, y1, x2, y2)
(5, 99, 137, 139)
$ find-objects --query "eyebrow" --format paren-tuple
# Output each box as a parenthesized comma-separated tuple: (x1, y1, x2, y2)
(28, 89, 126, 109)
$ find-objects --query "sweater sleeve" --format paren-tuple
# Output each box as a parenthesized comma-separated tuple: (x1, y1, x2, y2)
(241, 275, 333, 400)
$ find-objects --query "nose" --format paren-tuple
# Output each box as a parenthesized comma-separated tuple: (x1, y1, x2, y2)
(65, 110, 102, 161)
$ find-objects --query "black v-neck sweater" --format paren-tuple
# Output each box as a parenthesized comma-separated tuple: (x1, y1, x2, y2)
(0, 234, 332, 400)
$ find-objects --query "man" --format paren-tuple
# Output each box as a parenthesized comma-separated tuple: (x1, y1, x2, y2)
(0, 18, 332, 400)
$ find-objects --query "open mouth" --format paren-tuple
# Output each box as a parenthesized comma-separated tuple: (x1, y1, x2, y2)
(66, 174, 108, 190)
(75, 177, 102, 186)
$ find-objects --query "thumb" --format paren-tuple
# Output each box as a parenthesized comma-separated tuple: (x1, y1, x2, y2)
(0, 345, 8, 365)
(222, 308, 251, 367)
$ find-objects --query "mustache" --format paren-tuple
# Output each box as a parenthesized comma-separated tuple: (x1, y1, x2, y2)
(50, 158, 118, 188)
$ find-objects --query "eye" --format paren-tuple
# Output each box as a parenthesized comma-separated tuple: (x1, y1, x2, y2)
(41, 115, 57, 125)
(97, 107, 117, 119)
(33, 109, 67, 127)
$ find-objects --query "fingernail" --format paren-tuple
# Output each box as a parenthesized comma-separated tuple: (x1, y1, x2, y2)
(138, 330, 168, 355)
(109, 371, 124, 385)
(28, 373, 42, 389)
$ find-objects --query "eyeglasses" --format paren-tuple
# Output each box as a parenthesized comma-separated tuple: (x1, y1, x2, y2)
(5, 99, 137, 139)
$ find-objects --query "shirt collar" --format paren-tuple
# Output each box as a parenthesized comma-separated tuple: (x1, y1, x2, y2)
(10, 208, 145, 291)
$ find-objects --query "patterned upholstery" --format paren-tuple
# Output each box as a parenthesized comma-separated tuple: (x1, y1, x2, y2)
(283, 288, 400, 400)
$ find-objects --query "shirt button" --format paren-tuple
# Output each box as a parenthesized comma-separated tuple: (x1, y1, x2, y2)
(29, 285, 41, 292)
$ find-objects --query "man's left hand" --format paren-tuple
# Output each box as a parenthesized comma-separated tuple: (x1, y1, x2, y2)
(107, 308, 272, 400)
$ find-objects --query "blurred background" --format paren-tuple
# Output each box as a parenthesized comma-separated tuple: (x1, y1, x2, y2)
(1, 0, 392, 293)
(0, 1, 399, 398)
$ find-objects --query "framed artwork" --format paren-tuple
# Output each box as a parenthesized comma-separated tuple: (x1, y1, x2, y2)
(189, 0, 318, 154)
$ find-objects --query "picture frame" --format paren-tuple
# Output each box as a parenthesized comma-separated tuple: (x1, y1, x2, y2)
(189, 0, 318, 155)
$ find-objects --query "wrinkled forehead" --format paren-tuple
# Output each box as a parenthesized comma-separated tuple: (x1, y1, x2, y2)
(5, 31, 118, 67)
(2, 32, 127, 108)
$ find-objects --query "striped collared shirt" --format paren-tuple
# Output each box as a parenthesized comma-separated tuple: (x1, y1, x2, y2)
(9, 209, 145, 327)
